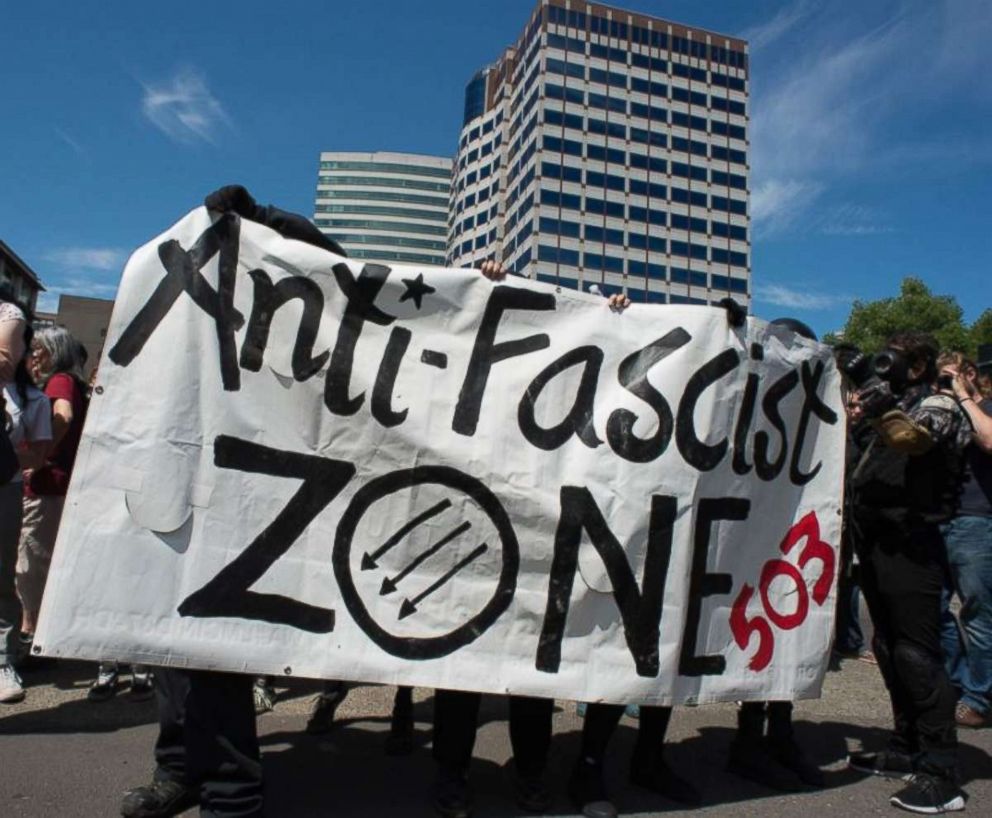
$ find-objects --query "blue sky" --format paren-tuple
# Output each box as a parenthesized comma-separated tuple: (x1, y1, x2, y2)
(2, 0, 989, 335)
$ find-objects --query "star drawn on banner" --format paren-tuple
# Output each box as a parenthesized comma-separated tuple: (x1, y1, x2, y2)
(399, 273, 435, 310)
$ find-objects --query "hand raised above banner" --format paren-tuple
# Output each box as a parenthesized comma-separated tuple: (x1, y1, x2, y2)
(607, 293, 631, 312)
(717, 297, 747, 328)
(478, 259, 507, 281)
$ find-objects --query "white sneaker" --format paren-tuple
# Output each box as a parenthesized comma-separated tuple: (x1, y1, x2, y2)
(0, 664, 25, 703)
(87, 664, 120, 701)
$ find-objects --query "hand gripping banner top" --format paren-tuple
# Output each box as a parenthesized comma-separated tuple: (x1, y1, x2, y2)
(35, 207, 846, 705)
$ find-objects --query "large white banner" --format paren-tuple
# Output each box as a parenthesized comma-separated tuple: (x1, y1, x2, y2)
(36, 208, 846, 705)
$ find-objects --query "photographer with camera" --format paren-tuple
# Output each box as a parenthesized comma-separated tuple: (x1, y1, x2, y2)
(842, 333, 972, 813)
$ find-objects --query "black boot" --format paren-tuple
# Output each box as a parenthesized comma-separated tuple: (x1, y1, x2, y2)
(433, 767, 473, 818)
(630, 756, 701, 805)
(568, 758, 617, 817)
(766, 702, 824, 787)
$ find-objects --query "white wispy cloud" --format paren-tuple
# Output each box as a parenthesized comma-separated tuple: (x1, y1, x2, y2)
(751, 179, 822, 236)
(931, 0, 992, 92)
(754, 283, 851, 311)
(141, 67, 231, 144)
(749, 16, 904, 234)
(43, 247, 127, 271)
(815, 204, 894, 236)
(740, 0, 814, 52)
(746, 0, 992, 235)
(54, 127, 86, 157)
(36, 278, 120, 314)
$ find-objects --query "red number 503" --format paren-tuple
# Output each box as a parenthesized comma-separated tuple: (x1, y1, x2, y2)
(729, 512, 835, 671)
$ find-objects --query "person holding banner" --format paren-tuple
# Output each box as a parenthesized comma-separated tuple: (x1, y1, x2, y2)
(121, 186, 349, 818)
(725, 318, 825, 794)
(430, 259, 556, 818)
(564, 292, 751, 818)
(845, 332, 972, 814)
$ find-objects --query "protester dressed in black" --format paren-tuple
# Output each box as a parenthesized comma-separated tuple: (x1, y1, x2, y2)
(845, 333, 972, 814)
(121, 186, 346, 818)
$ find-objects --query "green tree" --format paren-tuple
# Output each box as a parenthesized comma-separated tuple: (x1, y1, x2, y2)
(971, 308, 992, 351)
(839, 277, 972, 354)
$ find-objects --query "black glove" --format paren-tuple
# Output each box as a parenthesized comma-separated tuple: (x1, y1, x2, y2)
(204, 185, 258, 217)
(718, 297, 747, 328)
(202, 185, 345, 257)
(857, 380, 896, 419)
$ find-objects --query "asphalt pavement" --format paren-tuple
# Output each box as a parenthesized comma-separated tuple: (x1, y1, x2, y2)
(1, 656, 990, 817)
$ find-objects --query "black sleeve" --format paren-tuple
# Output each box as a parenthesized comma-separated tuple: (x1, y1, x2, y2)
(246, 203, 347, 257)
(204, 184, 347, 257)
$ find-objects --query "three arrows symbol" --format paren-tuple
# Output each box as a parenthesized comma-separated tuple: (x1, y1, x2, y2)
(361, 499, 452, 571)
(359, 499, 492, 621)
(379, 521, 472, 596)
(398, 543, 489, 620)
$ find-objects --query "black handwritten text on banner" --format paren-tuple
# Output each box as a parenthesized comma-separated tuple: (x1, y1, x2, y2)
(36, 208, 844, 705)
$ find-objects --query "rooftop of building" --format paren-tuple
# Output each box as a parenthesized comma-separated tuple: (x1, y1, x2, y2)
(0, 240, 45, 290)
(542, 0, 748, 51)
(318, 150, 452, 168)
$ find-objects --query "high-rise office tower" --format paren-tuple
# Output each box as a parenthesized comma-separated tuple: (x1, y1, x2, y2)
(448, 0, 750, 306)
(314, 151, 452, 266)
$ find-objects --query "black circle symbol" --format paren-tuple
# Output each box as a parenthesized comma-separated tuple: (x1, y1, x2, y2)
(333, 465, 519, 660)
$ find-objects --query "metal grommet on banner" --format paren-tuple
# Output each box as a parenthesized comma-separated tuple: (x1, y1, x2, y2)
(283, 666, 292, 675)
(94, 385, 104, 395)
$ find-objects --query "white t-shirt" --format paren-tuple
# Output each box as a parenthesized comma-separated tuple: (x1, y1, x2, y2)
(3, 384, 52, 483)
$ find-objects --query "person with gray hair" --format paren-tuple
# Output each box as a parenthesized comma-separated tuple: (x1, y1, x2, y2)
(17, 326, 88, 641)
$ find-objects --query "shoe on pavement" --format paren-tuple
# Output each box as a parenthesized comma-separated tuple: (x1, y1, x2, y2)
(955, 701, 986, 729)
(848, 749, 915, 780)
(252, 677, 275, 715)
(433, 770, 474, 818)
(120, 778, 198, 818)
(889, 773, 965, 814)
(130, 671, 155, 702)
(727, 737, 804, 792)
(88, 666, 120, 702)
(305, 691, 341, 735)
(568, 759, 617, 817)
(515, 771, 552, 813)
(630, 758, 701, 804)
(0, 664, 25, 703)
(768, 736, 825, 787)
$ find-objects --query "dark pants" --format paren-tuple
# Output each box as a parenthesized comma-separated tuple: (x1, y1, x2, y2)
(0, 480, 24, 666)
(835, 565, 866, 654)
(737, 701, 793, 740)
(154, 668, 263, 817)
(581, 703, 673, 767)
(857, 525, 957, 776)
(433, 689, 552, 778)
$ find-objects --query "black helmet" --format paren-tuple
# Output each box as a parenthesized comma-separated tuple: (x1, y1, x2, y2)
(770, 317, 817, 342)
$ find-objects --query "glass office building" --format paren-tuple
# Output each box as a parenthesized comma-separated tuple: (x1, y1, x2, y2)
(447, 0, 750, 306)
(314, 151, 452, 266)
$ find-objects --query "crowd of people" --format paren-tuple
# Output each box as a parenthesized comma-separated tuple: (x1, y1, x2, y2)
(0, 188, 989, 818)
